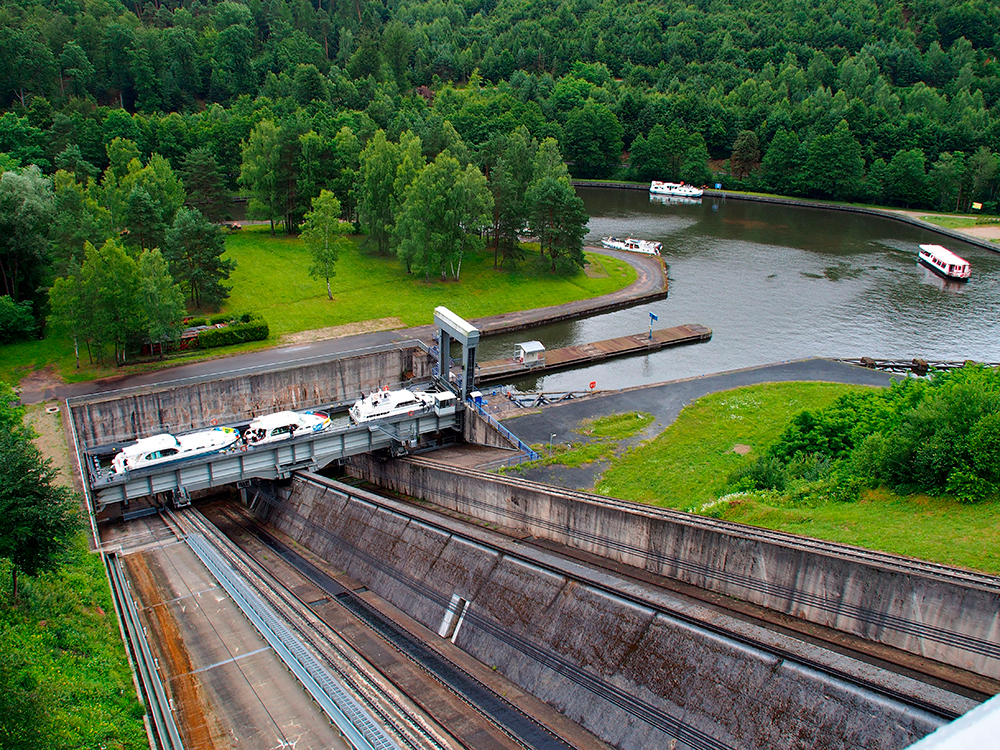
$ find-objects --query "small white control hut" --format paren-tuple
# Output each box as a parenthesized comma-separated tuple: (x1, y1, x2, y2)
(515, 341, 545, 366)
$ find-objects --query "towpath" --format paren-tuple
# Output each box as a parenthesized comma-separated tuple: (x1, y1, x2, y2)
(19, 247, 665, 404)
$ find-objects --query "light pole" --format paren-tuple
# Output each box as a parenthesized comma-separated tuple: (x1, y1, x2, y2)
(549, 433, 556, 451)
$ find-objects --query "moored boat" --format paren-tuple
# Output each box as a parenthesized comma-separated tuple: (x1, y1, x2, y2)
(112, 427, 239, 474)
(918, 244, 970, 281)
(600, 236, 662, 256)
(349, 387, 436, 424)
(650, 180, 704, 198)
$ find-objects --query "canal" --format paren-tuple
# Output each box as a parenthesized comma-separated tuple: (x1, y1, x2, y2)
(479, 187, 1000, 392)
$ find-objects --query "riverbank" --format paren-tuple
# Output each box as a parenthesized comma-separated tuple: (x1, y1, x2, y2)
(573, 180, 1000, 251)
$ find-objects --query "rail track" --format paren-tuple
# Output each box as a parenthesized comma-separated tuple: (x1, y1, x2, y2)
(172, 503, 585, 750)
(248, 474, 974, 749)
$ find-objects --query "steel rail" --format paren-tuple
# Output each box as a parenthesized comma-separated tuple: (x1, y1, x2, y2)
(106, 551, 185, 750)
(175, 506, 450, 750)
(201, 495, 575, 750)
(181, 527, 402, 750)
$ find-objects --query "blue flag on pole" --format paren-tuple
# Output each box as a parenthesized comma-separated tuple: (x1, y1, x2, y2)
(650, 312, 658, 321)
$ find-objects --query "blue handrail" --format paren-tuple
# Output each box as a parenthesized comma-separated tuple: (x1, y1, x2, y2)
(467, 398, 540, 462)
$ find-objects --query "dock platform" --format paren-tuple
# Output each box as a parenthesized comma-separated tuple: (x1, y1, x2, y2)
(475, 323, 712, 384)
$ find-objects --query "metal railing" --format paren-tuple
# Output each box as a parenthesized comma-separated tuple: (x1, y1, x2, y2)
(466, 398, 539, 462)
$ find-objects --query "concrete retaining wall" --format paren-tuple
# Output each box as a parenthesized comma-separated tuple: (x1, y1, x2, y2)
(463, 408, 519, 450)
(346, 456, 1000, 681)
(266, 474, 943, 750)
(70, 345, 423, 448)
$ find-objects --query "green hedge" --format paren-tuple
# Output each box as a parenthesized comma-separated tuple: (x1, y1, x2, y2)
(197, 313, 269, 348)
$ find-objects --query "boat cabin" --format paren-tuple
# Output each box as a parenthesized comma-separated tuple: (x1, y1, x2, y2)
(516, 341, 545, 366)
(918, 244, 971, 280)
(245, 410, 330, 445)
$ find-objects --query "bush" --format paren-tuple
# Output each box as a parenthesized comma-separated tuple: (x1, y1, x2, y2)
(184, 316, 207, 327)
(0, 295, 36, 343)
(208, 312, 232, 325)
(727, 455, 787, 492)
(197, 313, 269, 348)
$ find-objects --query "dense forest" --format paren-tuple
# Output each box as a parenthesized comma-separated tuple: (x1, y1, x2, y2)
(1, 0, 999, 350)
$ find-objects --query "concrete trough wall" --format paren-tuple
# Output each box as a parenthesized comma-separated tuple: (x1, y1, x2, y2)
(267, 474, 942, 750)
(69, 345, 423, 449)
(346, 456, 1000, 681)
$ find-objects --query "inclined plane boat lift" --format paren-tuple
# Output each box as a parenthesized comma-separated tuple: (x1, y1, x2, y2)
(83, 306, 482, 515)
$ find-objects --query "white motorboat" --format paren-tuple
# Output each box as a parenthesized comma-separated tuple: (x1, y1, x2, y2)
(918, 244, 970, 281)
(112, 427, 240, 474)
(244, 410, 332, 445)
(349, 387, 435, 424)
(649, 180, 704, 198)
(600, 236, 662, 256)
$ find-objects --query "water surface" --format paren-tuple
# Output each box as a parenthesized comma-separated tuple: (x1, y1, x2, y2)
(478, 188, 1000, 391)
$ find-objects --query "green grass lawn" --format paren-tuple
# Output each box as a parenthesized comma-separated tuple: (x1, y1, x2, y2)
(918, 215, 978, 229)
(223, 227, 635, 336)
(1, 229, 635, 387)
(586, 382, 1000, 574)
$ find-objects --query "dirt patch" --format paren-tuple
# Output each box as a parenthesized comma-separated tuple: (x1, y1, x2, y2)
(731, 443, 752, 455)
(24, 403, 75, 489)
(278, 317, 406, 345)
(583, 259, 609, 278)
(17, 365, 65, 403)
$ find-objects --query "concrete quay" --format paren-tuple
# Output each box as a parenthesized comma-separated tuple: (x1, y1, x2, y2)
(475, 323, 711, 384)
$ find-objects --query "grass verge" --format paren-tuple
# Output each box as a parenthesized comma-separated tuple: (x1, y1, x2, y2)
(2, 229, 636, 387)
(583, 382, 999, 574)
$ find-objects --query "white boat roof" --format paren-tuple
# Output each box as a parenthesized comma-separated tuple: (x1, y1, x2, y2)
(920, 244, 969, 266)
(124, 434, 179, 454)
(517, 341, 545, 353)
(249, 411, 307, 428)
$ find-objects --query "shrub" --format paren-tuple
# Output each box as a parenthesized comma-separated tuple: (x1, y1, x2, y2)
(184, 316, 207, 327)
(197, 313, 269, 348)
(0, 295, 36, 343)
(727, 455, 786, 492)
(208, 312, 232, 325)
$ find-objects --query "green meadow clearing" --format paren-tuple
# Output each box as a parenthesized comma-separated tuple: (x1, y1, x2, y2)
(2, 229, 635, 386)
(535, 382, 999, 574)
(224, 228, 635, 336)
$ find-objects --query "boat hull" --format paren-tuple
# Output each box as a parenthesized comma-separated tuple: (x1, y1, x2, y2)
(918, 254, 970, 282)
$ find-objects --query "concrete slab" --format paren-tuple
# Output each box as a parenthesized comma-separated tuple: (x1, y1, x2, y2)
(116, 517, 352, 750)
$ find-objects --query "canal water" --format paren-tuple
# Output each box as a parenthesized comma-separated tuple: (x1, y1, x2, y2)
(479, 187, 1000, 392)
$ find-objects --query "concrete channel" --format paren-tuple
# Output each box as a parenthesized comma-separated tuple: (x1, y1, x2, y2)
(254, 470, 977, 750)
(64, 292, 998, 748)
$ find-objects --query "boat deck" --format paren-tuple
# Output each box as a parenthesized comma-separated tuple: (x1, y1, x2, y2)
(475, 323, 712, 384)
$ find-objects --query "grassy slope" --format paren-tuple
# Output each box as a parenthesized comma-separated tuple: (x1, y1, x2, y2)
(0, 537, 147, 750)
(223, 228, 635, 335)
(593, 382, 1000, 574)
(1, 230, 635, 385)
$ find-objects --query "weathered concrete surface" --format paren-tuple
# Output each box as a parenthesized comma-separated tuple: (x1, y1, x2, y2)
(265, 474, 949, 750)
(69, 344, 424, 448)
(463, 408, 519, 451)
(346, 455, 1000, 682)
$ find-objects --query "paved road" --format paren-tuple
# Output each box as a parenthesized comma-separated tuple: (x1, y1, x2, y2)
(22, 247, 665, 404)
(500, 358, 899, 490)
